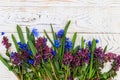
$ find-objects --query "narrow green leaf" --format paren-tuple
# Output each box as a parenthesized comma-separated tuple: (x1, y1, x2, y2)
(11, 34, 19, 52)
(73, 45, 80, 54)
(91, 39, 96, 53)
(26, 26, 30, 40)
(81, 36, 84, 49)
(60, 20, 71, 61)
(17, 25, 25, 43)
(71, 32, 77, 49)
(0, 54, 12, 70)
(44, 30, 54, 46)
(6, 51, 10, 57)
(50, 24, 57, 40)
(88, 39, 96, 78)
(28, 40, 37, 56)
(103, 45, 107, 53)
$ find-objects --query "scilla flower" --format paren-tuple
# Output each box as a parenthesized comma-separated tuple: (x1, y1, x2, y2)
(54, 40, 60, 48)
(65, 39, 72, 50)
(57, 29, 64, 38)
(1, 32, 5, 35)
(28, 59, 34, 65)
(32, 28, 39, 37)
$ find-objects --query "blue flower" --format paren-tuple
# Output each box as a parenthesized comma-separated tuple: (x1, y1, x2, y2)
(65, 40, 72, 50)
(52, 50, 57, 56)
(88, 41, 92, 47)
(1, 32, 5, 35)
(57, 29, 64, 38)
(18, 42, 28, 50)
(96, 39, 99, 43)
(88, 53, 91, 58)
(54, 40, 60, 48)
(10, 52, 15, 58)
(32, 28, 39, 37)
(27, 50, 32, 56)
(28, 59, 34, 65)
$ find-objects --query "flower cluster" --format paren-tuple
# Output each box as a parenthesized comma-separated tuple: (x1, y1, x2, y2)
(0, 21, 120, 80)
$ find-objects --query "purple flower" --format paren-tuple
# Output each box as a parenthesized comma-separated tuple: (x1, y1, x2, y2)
(2, 36, 11, 49)
(32, 28, 39, 37)
(57, 29, 64, 38)
(1, 32, 5, 35)
(11, 53, 22, 66)
(34, 53, 42, 66)
(76, 49, 90, 64)
(113, 55, 120, 71)
(105, 52, 116, 62)
(43, 46, 53, 60)
(35, 37, 47, 49)
(54, 40, 60, 48)
(63, 52, 73, 66)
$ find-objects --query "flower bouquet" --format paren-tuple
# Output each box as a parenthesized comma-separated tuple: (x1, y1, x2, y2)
(0, 21, 120, 80)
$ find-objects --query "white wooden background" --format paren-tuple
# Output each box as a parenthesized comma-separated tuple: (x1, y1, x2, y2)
(0, 0, 120, 80)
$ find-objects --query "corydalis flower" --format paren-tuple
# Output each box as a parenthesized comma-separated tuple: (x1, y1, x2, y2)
(105, 52, 116, 62)
(63, 52, 73, 66)
(2, 36, 11, 49)
(76, 49, 90, 64)
(10, 52, 22, 66)
(32, 28, 39, 37)
(54, 40, 60, 48)
(57, 29, 64, 38)
(34, 53, 42, 66)
(113, 55, 120, 71)
(35, 37, 47, 49)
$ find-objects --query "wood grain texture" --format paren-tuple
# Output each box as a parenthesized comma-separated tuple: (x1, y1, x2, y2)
(0, 0, 120, 80)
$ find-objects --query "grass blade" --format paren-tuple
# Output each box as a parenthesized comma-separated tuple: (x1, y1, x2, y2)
(11, 34, 19, 52)
(0, 54, 12, 70)
(17, 25, 25, 43)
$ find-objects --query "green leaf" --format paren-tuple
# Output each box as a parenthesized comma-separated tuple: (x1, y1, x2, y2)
(11, 34, 19, 52)
(0, 54, 12, 70)
(17, 25, 25, 43)
(28, 40, 37, 56)
(88, 39, 96, 79)
(43, 64, 53, 80)
(26, 26, 30, 40)
(73, 45, 80, 54)
(6, 51, 10, 57)
(103, 45, 107, 53)
(81, 36, 84, 49)
(44, 30, 54, 46)
(50, 24, 57, 40)
(60, 20, 71, 61)
(91, 39, 96, 53)
(71, 32, 77, 50)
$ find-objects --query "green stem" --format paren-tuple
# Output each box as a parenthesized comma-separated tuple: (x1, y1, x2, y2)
(50, 61, 58, 80)
(65, 66, 68, 80)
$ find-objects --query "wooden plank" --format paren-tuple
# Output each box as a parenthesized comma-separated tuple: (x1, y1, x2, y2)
(0, 7, 118, 33)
